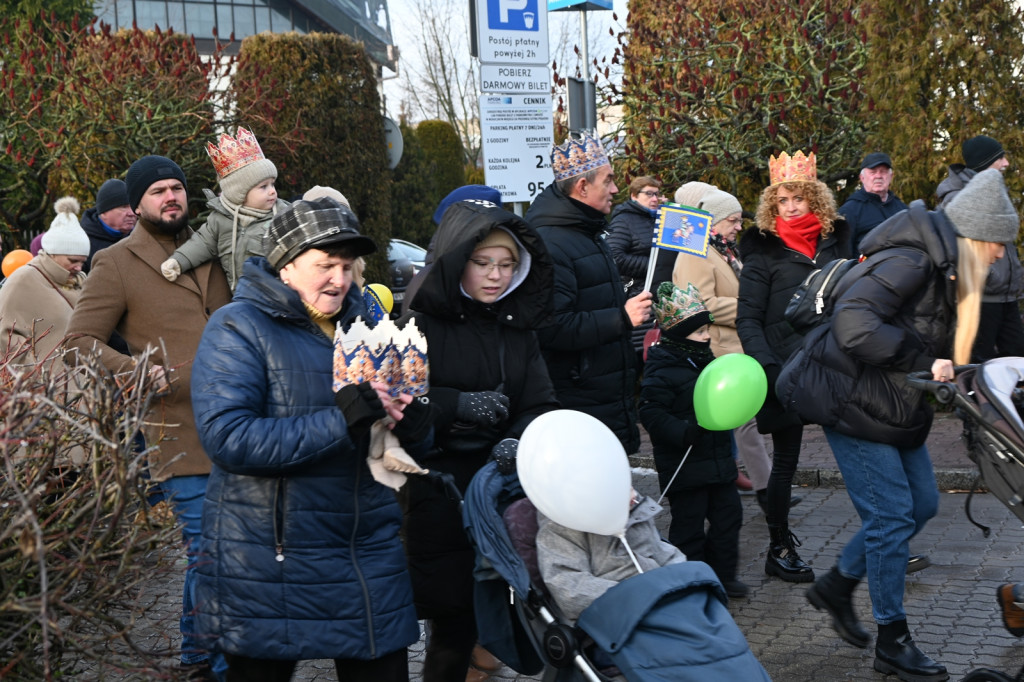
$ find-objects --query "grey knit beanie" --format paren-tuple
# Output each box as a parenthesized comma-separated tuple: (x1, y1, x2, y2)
(219, 157, 277, 206)
(698, 189, 743, 229)
(944, 168, 1019, 243)
(673, 181, 716, 208)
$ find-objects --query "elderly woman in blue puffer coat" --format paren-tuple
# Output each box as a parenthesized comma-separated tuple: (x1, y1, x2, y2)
(190, 198, 433, 682)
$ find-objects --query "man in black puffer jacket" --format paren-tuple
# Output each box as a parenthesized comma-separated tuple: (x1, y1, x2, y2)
(840, 152, 907, 254)
(526, 133, 653, 453)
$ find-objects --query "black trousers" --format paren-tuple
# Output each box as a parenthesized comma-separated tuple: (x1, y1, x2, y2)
(666, 481, 743, 582)
(422, 612, 478, 682)
(972, 300, 1024, 362)
(223, 648, 408, 682)
(765, 424, 803, 528)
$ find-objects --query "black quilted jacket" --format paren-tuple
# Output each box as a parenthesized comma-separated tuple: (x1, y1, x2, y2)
(777, 201, 959, 447)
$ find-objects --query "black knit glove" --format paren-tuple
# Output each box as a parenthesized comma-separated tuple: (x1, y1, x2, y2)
(490, 438, 518, 475)
(335, 383, 386, 439)
(455, 391, 510, 426)
(391, 395, 434, 445)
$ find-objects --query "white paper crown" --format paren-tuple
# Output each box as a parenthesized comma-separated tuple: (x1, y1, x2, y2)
(333, 317, 429, 396)
(551, 132, 610, 182)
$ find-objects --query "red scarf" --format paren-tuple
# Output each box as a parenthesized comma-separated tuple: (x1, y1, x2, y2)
(775, 213, 822, 258)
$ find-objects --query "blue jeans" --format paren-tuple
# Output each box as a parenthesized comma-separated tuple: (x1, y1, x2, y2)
(823, 427, 939, 624)
(154, 475, 225, 678)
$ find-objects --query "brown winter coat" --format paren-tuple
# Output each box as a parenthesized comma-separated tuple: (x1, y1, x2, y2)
(672, 247, 743, 357)
(0, 253, 86, 368)
(66, 219, 231, 479)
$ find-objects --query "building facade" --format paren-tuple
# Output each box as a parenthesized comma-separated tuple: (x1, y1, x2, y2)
(93, 0, 397, 71)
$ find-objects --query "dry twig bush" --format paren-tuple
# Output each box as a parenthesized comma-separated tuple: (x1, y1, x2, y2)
(1, 340, 189, 680)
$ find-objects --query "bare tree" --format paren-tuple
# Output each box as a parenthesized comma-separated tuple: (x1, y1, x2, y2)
(396, 0, 482, 167)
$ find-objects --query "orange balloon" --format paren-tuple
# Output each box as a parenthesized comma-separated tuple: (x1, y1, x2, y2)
(2, 249, 33, 277)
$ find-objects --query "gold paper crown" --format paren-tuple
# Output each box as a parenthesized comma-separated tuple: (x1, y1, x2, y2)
(551, 132, 610, 182)
(206, 127, 267, 179)
(769, 150, 817, 186)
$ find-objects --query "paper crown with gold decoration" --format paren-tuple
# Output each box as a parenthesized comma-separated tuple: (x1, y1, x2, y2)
(206, 127, 268, 180)
(655, 281, 713, 338)
(769, 150, 817, 186)
(551, 132, 610, 183)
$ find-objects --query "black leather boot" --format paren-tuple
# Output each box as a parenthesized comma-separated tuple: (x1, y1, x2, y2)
(764, 525, 814, 583)
(874, 619, 948, 681)
(806, 566, 870, 648)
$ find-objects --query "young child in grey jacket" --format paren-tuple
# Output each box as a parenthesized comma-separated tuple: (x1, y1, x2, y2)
(160, 127, 289, 290)
(536, 489, 685, 623)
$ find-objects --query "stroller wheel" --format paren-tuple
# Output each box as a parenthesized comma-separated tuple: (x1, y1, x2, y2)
(962, 668, 1014, 682)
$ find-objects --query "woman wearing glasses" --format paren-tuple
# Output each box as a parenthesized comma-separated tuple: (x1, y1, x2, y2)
(607, 175, 667, 363)
(398, 199, 559, 681)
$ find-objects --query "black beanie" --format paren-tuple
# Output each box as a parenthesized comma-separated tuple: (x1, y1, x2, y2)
(962, 135, 1005, 172)
(125, 155, 187, 210)
(94, 179, 131, 214)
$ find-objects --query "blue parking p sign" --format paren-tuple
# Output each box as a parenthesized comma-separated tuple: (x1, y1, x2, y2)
(476, 0, 548, 64)
(487, 0, 539, 30)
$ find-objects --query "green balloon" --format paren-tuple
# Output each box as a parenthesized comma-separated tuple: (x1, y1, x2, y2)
(693, 354, 768, 431)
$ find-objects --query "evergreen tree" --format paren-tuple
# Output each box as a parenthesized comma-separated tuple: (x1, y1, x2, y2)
(860, 0, 1024, 210)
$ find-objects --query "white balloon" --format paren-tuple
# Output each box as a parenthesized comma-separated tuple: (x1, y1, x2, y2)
(517, 410, 631, 536)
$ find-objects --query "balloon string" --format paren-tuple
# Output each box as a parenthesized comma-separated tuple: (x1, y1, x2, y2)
(656, 445, 692, 506)
(618, 533, 644, 575)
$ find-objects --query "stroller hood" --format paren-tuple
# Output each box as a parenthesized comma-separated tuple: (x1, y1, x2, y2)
(462, 460, 532, 596)
(462, 461, 545, 674)
(577, 562, 771, 681)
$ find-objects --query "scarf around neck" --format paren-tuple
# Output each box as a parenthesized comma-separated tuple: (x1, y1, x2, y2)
(775, 213, 822, 258)
(710, 232, 742, 277)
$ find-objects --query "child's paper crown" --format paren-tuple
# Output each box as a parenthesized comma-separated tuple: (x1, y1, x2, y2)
(551, 132, 610, 183)
(333, 317, 429, 397)
(654, 282, 712, 332)
(206, 127, 268, 180)
(769, 150, 817, 186)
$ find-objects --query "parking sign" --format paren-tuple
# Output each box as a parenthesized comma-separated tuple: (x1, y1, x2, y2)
(475, 0, 549, 65)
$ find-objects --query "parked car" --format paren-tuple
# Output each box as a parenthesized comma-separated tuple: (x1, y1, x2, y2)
(387, 238, 427, 309)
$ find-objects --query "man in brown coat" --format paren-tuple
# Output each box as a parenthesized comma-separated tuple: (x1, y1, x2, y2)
(66, 155, 231, 678)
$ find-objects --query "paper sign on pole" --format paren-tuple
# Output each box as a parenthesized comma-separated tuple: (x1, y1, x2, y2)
(480, 64, 551, 94)
(479, 94, 554, 203)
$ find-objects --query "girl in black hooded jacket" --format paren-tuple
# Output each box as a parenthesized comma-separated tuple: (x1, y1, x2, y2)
(398, 199, 559, 681)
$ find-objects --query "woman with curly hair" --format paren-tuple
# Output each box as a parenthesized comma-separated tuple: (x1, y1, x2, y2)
(736, 151, 851, 583)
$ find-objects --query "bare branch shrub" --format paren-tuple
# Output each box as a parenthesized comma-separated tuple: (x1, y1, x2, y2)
(1, 342, 186, 680)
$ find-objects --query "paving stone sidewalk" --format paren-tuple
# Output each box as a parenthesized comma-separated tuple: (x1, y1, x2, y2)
(79, 410, 1024, 681)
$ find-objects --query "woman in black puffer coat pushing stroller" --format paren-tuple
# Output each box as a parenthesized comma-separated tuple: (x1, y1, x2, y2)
(779, 168, 1019, 681)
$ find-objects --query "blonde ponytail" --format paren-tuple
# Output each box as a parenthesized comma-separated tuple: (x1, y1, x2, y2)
(953, 237, 992, 364)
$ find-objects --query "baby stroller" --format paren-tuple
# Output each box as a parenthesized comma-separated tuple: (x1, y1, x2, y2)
(460, 460, 771, 681)
(908, 357, 1024, 682)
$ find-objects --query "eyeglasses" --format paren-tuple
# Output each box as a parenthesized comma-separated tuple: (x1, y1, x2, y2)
(638, 190, 663, 198)
(469, 258, 518, 275)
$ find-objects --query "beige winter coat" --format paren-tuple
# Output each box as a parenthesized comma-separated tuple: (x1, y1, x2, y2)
(672, 247, 743, 356)
(0, 253, 86, 368)
(66, 220, 231, 480)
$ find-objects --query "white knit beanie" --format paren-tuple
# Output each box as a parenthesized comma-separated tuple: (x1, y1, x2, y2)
(944, 168, 1020, 243)
(698, 189, 743, 229)
(41, 196, 90, 256)
(303, 185, 351, 209)
(673, 181, 716, 208)
(218, 157, 278, 206)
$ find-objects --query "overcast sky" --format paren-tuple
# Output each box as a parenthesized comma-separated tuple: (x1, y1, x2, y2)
(382, 0, 630, 120)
